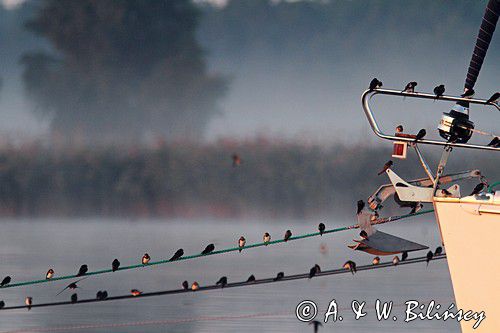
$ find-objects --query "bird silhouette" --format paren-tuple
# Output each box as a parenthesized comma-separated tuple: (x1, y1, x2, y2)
(369, 78, 382, 90)
(182, 280, 189, 290)
(470, 183, 485, 196)
(202, 244, 215, 255)
(1, 276, 11, 287)
(402, 251, 408, 261)
(232, 154, 241, 167)
(76, 265, 88, 277)
(96, 290, 108, 300)
(318, 223, 325, 236)
(112, 259, 120, 272)
(46, 269, 54, 279)
(131, 289, 142, 296)
(216, 276, 228, 288)
(71, 293, 78, 303)
(377, 160, 393, 175)
(274, 272, 285, 281)
(343, 261, 357, 274)
(238, 236, 246, 252)
(263, 232, 271, 245)
(372, 257, 380, 265)
(414, 129, 426, 142)
(487, 137, 499, 148)
(441, 188, 453, 196)
(359, 230, 369, 240)
(25, 297, 32, 310)
(56, 278, 87, 296)
(142, 253, 151, 265)
(309, 264, 321, 279)
(461, 88, 475, 98)
(426, 251, 434, 266)
(402, 81, 417, 93)
(356, 200, 365, 215)
(0, 301, 4, 309)
(396, 125, 404, 133)
(169, 248, 184, 261)
(434, 246, 443, 256)
(247, 274, 256, 282)
(284, 230, 292, 242)
(409, 202, 423, 215)
(486, 92, 499, 104)
(433, 85, 445, 99)
(392, 256, 400, 266)
(309, 320, 323, 333)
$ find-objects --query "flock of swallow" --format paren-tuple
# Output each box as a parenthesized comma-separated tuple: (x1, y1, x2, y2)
(369, 78, 500, 147)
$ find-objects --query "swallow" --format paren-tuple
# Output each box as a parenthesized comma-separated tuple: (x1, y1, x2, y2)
(402, 251, 408, 261)
(414, 129, 426, 142)
(0, 300, 4, 309)
(247, 274, 256, 282)
(433, 85, 445, 99)
(169, 248, 184, 261)
(182, 280, 189, 290)
(263, 232, 271, 245)
(202, 244, 215, 255)
(377, 160, 393, 175)
(357, 200, 365, 215)
(284, 230, 292, 242)
(359, 230, 369, 240)
(396, 125, 404, 133)
(409, 202, 423, 215)
(309, 264, 321, 279)
(392, 256, 400, 266)
(238, 236, 246, 252)
(486, 92, 500, 104)
(461, 88, 475, 98)
(318, 223, 326, 236)
(216, 276, 228, 288)
(142, 253, 151, 265)
(56, 278, 87, 296)
(96, 291, 108, 300)
(470, 183, 485, 196)
(487, 137, 499, 148)
(191, 282, 199, 291)
(96, 291, 103, 300)
(25, 297, 32, 310)
(434, 246, 443, 256)
(131, 289, 142, 296)
(112, 259, 120, 272)
(426, 250, 433, 266)
(1, 276, 11, 287)
(232, 154, 241, 167)
(369, 78, 382, 90)
(274, 272, 285, 281)
(441, 188, 452, 196)
(402, 81, 417, 93)
(343, 260, 357, 274)
(77, 264, 88, 276)
(46, 269, 54, 279)
(71, 293, 78, 303)
(372, 257, 380, 265)
(310, 320, 323, 333)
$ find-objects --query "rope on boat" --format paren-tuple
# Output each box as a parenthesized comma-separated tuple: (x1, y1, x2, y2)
(0, 209, 434, 290)
(0, 253, 446, 311)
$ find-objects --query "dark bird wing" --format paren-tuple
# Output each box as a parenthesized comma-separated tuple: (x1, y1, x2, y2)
(487, 137, 499, 147)
(56, 277, 87, 296)
(486, 92, 499, 103)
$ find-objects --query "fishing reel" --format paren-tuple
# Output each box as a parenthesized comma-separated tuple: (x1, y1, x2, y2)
(438, 105, 475, 144)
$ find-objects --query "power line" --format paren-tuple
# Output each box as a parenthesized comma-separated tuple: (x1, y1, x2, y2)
(0, 209, 434, 290)
(0, 254, 446, 311)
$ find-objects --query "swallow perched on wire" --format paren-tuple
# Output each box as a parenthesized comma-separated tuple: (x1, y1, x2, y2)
(142, 253, 151, 265)
(112, 259, 120, 272)
(372, 257, 380, 265)
(414, 129, 426, 142)
(96, 291, 108, 300)
(25, 297, 32, 310)
(284, 230, 292, 242)
(1, 276, 11, 287)
(369, 78, 382, 90)
(71, 293, 78, 303)
(182, 280, 189, 290)
(56, 278, 87, 296)
(343, 261, 357, 274)
(392, 256, 400, 266)
(434, 246, 443, 256)
(396, 125, 404, 133)
(169, 248, 184, 261)
(470, 183, 485, 196)
(357, 200, 365, 215)
(216, 276, 228, 288)
(232, 154, 241, 167)
(402, 251, 408, 261)
(441, 188, 452, 196)
(238, 236, 246, 252)
(487, 137, 499, 148)
(131, 289, 142, 296)
(318, 223, 326, 236)
(46, 269, 54, 279)
(426, 251, 434, 266)
(263, 232, 271, 245)
(309, 264, 321, 279)
(201, 244, 215, 255)
(433, 84, 445, 99)
(409, 202, 423, 215)
(247, 274, 256, 282)
(377, 160, 393, 175)
(274, 272, 285, 281)
(402, 81, 417, 93)
(486, 92, 500, 104)
(76, 264, 88, 277)
(461, 88, 475, 98)
(359, 230, 369, 240)
(191, 282, 200, 291)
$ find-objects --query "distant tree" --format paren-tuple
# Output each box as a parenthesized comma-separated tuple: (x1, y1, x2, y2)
(22, 0, 226, 145)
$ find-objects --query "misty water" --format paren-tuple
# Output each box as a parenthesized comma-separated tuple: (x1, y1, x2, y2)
(0, 216, 460, 332)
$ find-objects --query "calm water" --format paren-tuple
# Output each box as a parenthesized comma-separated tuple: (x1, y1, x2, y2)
(0, 216, 459, 332)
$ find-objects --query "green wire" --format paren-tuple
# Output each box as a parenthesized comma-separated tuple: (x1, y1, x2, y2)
(0, 209, 434, 289)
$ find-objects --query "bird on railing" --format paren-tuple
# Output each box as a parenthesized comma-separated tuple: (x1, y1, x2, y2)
(263, 232, 271, 245)
(369, 78, 382, 90)
(141, 253, 151, 265)
(402, 251, 408, 261)
(25, 297, 32, 310)
(486, 92, 499, 104)
(182, 281, 189, 290)
(402, 81, 417, 93)
(71, 293, 78, 303)
(112, 259, 120, 272)
(216, 276, 228, 288)
(274, 272, 285, 281)
(76, 265, 88, 277)
(46, 269, 55, 279)
(1, 276, 11, 287)
(238, 236, 246, 252)
(433, 85, 445, 99)
(247, 275, 256, 283)
(318, 223, 325, 236)
(372, 257, 380, 265)
(426, 251, 434, 266)
(201, 244, 215, 255)
(377, 160, 393, 175)
(343, 260, 357, 274)
(169, 248, 184, 261)
(284, 230, 292, 242)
